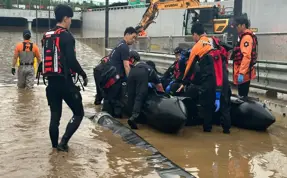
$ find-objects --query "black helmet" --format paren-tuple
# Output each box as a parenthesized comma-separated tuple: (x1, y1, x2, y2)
(129, 50, 140, 61)
(173, 47, 183, 54)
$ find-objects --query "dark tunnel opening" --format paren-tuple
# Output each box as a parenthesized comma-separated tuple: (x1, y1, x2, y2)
(0, 17, 27, 26)
(32, 19, 82, 28)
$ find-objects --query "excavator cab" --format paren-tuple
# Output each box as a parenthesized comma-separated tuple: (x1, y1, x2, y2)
(183, 6, 233, 36)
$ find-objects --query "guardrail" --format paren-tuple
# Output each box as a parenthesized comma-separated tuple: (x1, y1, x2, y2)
(106, 48, 287, 94)
(99, 32, 287, 62)
(107, 34, 229, 54)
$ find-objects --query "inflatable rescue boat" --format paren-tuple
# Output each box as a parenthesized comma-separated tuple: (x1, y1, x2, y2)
(179, 95, 276, 131)
(121, 84, 187, 134)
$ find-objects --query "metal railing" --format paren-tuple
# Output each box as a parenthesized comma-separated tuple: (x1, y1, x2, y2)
(76, 32, 287, 93)
(104, 33, 287, 62)
(107, 34, 229, 54)
(104, 48, 287, 94)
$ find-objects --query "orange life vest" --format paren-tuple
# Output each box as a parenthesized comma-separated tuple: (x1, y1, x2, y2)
(233, 31, 258, 66)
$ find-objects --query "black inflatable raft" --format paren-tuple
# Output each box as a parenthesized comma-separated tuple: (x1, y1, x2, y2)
(179, 95, 276, 131)
(121, 84, 187, 134)
(230, 96, 275, 130)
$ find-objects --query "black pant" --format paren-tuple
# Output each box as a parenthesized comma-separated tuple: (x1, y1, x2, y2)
(102, 80, 123, 118)
(193, 82, 215, 131)
(46, 77, 84, 148)
(238, 81, 250, 97)
(218, 88, 231, 131)
(93, 68, 103, 102)
(127, 67, 149, 116)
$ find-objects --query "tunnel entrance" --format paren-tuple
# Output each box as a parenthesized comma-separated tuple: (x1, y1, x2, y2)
(32, 19, 82, 28)
(0, 17, 27, 26)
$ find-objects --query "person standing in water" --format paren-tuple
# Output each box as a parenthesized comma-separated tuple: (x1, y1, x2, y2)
(40, 4, 88, 152)
(12, 29, 41, 89)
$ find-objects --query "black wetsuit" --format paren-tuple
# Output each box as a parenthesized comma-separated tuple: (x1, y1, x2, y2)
(127, 62, 160, 117)
(44, 26, 87, 150)
(102, 40, 130, 118)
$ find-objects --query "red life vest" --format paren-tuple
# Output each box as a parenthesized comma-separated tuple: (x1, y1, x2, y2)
(41, 28, 75, 77)
(174, 60, 180, 79)
(209, 48, 223, 91)
(233, 31, 258, 66)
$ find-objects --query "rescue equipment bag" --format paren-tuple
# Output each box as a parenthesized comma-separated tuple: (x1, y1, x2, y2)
(41, 28, 67, 77)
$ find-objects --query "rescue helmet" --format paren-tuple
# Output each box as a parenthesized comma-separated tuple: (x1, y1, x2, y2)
(173, 47, 183, 55)
(129, 50, 140, 62)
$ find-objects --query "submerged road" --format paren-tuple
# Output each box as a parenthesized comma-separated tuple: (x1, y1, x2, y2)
(0, 27, 286, 178)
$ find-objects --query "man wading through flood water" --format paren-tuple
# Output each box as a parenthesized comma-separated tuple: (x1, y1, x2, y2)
(40, 4, 88, 152)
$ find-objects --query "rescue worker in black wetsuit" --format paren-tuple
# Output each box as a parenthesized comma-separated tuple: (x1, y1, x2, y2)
(40, 4, 88, 152)
(177, 22, 216, 133)
(208, 36, 231, 134)
(165, 47, 182, 93)
(93, 56, 109, 105)
(161, 47, 182, 89)
(127, 51, 164, 129)
(102, 27, 137, 118)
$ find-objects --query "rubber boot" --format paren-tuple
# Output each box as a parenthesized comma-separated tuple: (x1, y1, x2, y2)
(94, 94, 102, 105)
(127, 113, 139, 129)
(223, 129, 230, 134)
(57, 140, 69, 152)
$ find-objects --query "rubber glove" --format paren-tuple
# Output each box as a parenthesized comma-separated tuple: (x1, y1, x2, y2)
(11, 68, 15, 75)
(165, 80, 174, 93)
(148, 82, 153, 88)
(238, 74, 244, 83)
(215, 92, 221, 112)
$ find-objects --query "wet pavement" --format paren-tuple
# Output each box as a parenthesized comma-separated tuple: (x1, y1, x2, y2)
(0, 27, 287, 178)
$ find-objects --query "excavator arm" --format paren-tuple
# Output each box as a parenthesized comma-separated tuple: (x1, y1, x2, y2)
(137, 0, 212, 31)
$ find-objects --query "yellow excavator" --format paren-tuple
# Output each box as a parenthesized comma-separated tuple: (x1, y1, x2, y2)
(137, 0, 233, 36)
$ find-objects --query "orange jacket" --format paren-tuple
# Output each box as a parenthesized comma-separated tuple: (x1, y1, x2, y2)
(183, 36, 212, 80)
(14, 40, 41, 66)
(233, 29, 257, 84)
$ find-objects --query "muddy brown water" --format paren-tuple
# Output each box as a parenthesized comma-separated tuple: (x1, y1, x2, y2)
(0, 27, 287, 178)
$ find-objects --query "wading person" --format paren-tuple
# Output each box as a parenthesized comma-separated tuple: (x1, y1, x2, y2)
(12, 29, 41, 89)
(41, 4, 88, 152)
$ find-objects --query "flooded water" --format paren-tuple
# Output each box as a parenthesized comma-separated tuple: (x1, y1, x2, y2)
(1, 27, 287, 178)
(0, 27, 157, 178)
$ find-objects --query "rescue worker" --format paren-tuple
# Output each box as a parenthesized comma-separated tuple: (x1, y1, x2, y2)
(102, 27, 137, 118)
(11, 29, 41, 89)
(232, 16, 258, 97)
(208, 36, 231, 134)
(135, 25, 147, 37)
(127, 50, 164, 129)
(162, 47, 182, 90)
(40, 4, 88, 152)
(177, 22, 216, 133)
(93, 56, 109, 105)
